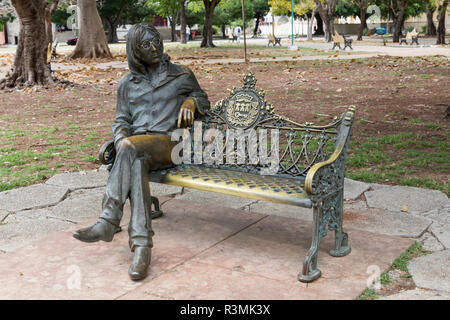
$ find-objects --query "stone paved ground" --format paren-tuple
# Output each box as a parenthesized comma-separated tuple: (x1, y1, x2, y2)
(0, 169, 448, 299)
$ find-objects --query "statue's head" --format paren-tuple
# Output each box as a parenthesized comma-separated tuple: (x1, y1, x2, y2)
(127, 23, 164, 67)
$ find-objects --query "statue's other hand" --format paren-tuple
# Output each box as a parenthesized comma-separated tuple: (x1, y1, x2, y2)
(177, 98, 196, 128)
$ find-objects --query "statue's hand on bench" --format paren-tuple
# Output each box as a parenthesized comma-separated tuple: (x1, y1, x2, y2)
(177, 98, 196, 128)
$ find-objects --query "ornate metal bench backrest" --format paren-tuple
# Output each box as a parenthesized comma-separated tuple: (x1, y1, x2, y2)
(177, 73, 354, 180)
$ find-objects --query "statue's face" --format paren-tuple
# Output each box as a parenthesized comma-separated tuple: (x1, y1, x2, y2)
(137, 30, 164, 65)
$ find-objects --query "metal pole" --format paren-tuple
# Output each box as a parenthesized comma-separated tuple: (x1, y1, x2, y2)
(241, 0, 248, 62)
(291, 0, 294, 46)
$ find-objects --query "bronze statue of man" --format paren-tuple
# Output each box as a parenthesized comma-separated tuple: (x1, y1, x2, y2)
(73, 23, 210, 280)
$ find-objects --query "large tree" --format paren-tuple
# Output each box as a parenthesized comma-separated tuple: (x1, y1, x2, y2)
(374, 0, 426, 42)
(352, 0, 371, 40)
(201, 0, 222, 47)
(426, 0, 437, 36)
(313, 0, 338, 42)
(67, 0, 112, 59)
(252, 0, 270, 36)
(436, 0, 448, 44)
(0, 0, 54, 88)
(97, 0, 130, 43)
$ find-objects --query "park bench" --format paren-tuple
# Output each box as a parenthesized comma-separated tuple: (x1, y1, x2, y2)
(268, 34, 282, 46)
(332, 31, 353, 50)
(399, 29, 419, 45)
(228, 33, 237, 43)
(98, 73, 356, 283)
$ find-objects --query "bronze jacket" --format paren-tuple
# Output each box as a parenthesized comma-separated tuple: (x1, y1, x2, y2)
(112, 54, 210, 145)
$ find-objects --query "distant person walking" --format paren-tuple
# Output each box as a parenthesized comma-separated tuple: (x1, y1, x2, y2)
(235, 25, 242, 43)
(186, 25, 191, 42)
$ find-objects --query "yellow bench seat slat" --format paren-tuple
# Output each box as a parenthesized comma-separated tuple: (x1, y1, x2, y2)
(149, 165, 312, 208)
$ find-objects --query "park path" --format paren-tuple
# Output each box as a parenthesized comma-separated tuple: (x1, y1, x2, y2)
(1, 37, 449, 77)
(0, 170, 449, 299)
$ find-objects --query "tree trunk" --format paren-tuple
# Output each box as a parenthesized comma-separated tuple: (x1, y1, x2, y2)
(391, 0, 407, 43)
(67, 0, 112, 59)
(253, 14, 261, 36)
(45, 0, 59, 47)
(169, 11, 179, 42)
(0, 0, 54, 88)
(221, 25, 226, 39)
(437, 1, 448, 44)
(392, 13, 406, 42)
(357, 2, 368, 41)
(201, 0, 220, 48)
(180, 0, 186, 44)
(314, 0, 337, 42)
(314, 11, 324, 35)
(426, 6, 437, 36)
(307, 10, 316, 40)
(106, 18, 119, 43)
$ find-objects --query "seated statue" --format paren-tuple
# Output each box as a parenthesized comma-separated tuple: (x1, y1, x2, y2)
(72, 23, 210, 280)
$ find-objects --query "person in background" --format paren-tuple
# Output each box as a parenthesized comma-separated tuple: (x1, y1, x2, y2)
(235, 25, 242, 43)
(186, 25, 191, 42)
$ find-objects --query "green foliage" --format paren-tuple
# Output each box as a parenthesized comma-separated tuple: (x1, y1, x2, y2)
(98, 0, 155, 25)
(392, 242, 431, 273)
(146, 0, 180, 18)
(357, 288, 379, 300)
(269, 0, 315, 17)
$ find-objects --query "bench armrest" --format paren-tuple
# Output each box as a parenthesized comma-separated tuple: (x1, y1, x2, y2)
(304, 107, 355, 196)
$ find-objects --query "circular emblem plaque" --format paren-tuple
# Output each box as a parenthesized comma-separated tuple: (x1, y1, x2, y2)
(225, 90, 262, 129)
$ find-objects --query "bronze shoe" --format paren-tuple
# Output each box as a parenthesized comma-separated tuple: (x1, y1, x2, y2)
(129, 246, 152, 281)
(73, 219, 121, 243)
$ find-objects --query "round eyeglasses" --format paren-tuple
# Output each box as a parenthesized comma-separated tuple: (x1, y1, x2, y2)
(140, 37, 162, 50)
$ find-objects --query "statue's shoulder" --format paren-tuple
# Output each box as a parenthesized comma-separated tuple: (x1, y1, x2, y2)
(118, 72, 133, 88)
(167, 59, 194, 77)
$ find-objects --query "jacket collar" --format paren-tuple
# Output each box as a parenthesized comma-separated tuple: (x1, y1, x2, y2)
(153, 59, 189, 90)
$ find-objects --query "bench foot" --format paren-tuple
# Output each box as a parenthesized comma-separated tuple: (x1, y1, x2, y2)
(330, 231, 351, 257)
(150, 196, 163, 219)
(328, 190, 351, 257)
(298, 268, 321, 283)
(299, 206, 322, 283)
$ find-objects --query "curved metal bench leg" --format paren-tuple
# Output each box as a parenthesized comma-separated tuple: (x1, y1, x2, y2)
(150, 196, 163, 219)
(329, 190, 351, 257)
(298, 206, 322, 283)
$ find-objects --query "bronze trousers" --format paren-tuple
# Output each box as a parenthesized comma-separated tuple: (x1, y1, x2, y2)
(100, 134, 176, 251)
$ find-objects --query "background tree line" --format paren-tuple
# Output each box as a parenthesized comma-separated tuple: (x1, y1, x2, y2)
(0, 0, 447, 88)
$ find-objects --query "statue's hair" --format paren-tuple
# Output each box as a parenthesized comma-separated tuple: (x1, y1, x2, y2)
(126, 23, 168, 82)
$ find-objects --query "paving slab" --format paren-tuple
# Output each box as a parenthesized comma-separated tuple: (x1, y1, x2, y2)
(419, 232, 445, 252)
(430, 224, 450, 249)
(0, 199, 264, 299)
(0, 209, 75, 252)
(149, 182, 183, 197)
(46, 189, 105, 223)
(0, 209, 8, 222)
(365, 186, 449, 213)
(344, 178, 370, 200)
(175, 190, 256, 210)
(380, 288, 450, 300)
(0, 197, 413, 299)
(247, 201, 313, 221)
(122, 213, 413, 300)
(408, 250, 450, 293)
(343, 207, 432, 238)
(0, 184, 69, 212)
(46, 170, 109, 191)
(421, 204, 450, 223)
